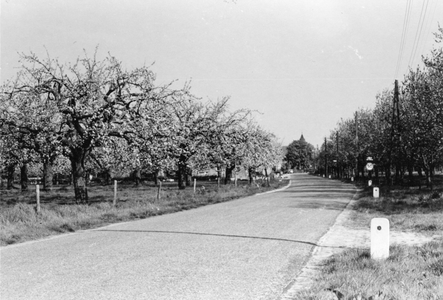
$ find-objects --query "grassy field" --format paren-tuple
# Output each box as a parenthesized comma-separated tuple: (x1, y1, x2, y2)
(297, 176, 443, 299)
(0, 178, 288, 246)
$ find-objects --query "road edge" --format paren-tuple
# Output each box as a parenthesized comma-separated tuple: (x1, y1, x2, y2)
(279, 184, 363, 299)
(256, 179, 292, 196)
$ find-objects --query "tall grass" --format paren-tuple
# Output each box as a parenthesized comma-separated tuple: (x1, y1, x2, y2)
(0, 179, 287, 246)
(296, 184, 443, 299)
(298, 241, 443, 299)
(347, 188, 443, 235)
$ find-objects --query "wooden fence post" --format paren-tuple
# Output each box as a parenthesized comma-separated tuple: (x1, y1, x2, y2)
(157, 181, 162, 201)
(113, 180, 117, 207)
(36, 184, 41, 214)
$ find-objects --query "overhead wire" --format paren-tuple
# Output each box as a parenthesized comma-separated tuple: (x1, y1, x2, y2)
(418, 0, 439, 60)
(408, 0, 430, 69)
(395, 0, 412, 78)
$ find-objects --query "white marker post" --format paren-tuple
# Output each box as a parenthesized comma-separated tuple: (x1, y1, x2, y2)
(368, 180, 372, 187)
(371, 218, 390, 260)
(373, 187, 380, 198)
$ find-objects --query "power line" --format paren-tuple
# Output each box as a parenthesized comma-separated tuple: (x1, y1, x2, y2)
(408, 0, 430, 69)
(418, 0, 439, 60)
(395, 0, 412, 78)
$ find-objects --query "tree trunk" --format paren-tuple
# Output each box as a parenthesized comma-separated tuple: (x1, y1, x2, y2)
(417, 167, 422, 190)
(407, 163, 414, 186)
(42, 159, 54, 191)
(104, 170, 111, 185)
(225, 164, 235, 185)
(385, 164, 391, 185)
(153, 169, 159, 186)
(248, 167, 254, 185)
(20, 163, 28, 191)
(264, 168, 270, 187)
(359, 164, 365, 180)
(428, 164, 435, 190)
(417, 167, 423, 177)
(70, 151, 88, 203)
(217, 165, 222, 183)
(6, 164, 16, 190)
(186, 167, 192, 187)
(133, 168, 141, 186)
(424, 169, 432, 189)
(177, 157, 187, 190)
(396, 161, 403, 184)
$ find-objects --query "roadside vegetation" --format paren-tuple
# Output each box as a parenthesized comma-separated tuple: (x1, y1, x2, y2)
(0, 48, 283, 205)
(297, 177, 443, 299)
(293, 27, 443, 299)
(0, 178, 288, 246)
(310, 27, 443, 191)
(0, 44, 286, 248)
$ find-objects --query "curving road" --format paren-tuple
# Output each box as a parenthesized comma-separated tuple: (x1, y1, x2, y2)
(0, 174, 357, 300)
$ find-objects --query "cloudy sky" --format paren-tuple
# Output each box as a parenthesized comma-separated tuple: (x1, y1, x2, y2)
(1, 0, 442, 147)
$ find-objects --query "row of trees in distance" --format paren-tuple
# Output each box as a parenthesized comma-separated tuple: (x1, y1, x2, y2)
(0, 50, 283, 202)
(315, 27, 443, 188)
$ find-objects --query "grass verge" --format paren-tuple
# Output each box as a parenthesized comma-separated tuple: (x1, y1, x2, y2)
(0, 179, 289, 246)
(297, 184, 443, 299)
(298, 242, 443, 299)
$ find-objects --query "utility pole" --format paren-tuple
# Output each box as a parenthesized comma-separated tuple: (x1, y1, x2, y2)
(336, 131, 339, 178)
(325, 137, 328, 178)
(388, 80, 399, 186)
(355, 111, 358, 179)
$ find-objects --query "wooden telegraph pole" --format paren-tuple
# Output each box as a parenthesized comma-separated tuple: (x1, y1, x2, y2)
(388, 80, 400, 187)
(324, 137, 328, 178)
(336, 131, 339, 178)
(355, 111, 358, 179)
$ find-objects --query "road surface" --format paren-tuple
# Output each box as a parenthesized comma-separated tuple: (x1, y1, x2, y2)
(0, 174, 357, 300)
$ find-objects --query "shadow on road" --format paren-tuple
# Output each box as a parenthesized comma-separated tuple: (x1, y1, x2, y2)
(275, 187, 356, 210)
(95, 229, 334, 248)
(95, 229, 360, 251)
(281, 189, 356, 194)
(287, 199, 348, 210)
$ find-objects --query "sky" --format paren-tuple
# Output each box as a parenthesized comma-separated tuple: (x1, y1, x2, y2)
(1, 0, 442, 147)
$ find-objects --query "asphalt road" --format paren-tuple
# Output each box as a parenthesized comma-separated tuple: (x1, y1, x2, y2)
(0, 174, 357, 300)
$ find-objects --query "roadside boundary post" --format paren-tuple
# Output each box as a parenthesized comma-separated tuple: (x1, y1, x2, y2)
(373, 187, 380, 198)
(371, 218, 389, 260)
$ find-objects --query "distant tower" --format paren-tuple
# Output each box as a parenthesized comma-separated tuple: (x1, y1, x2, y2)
(300, 134, 305, 143)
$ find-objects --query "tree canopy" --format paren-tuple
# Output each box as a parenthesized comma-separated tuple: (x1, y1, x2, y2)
(285, 135, 314, 171)
(0, 49, 283, 201)
(313, 27, 443, 187)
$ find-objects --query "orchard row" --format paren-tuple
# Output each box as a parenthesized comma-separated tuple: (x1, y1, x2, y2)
(0, 51, 282, 202)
